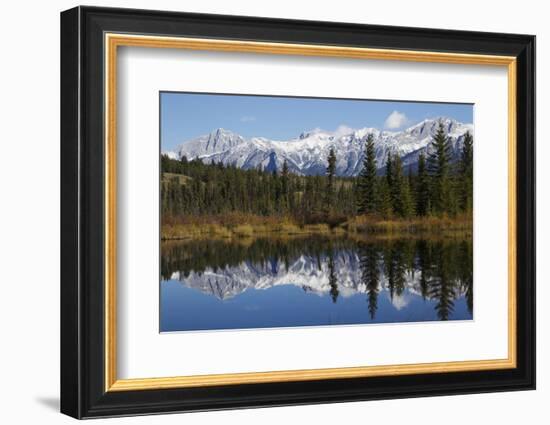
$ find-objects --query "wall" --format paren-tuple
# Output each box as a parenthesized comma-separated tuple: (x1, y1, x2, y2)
(0, 0, 545, 424)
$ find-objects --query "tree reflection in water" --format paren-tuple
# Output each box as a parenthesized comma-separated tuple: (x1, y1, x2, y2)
(161, 235, 473, 325)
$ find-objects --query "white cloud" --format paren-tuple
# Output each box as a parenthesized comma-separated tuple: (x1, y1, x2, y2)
(333, 124, 354, 138)
(240, 115, 256, 122)
(384, 110, 409, 129)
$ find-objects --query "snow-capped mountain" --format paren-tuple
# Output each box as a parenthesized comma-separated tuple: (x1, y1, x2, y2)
(164, 117, 473, 176)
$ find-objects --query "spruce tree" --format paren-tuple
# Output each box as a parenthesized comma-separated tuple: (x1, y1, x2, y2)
(384, 152, 395, 215)
(385, 151, 394, 189)
(416, 152, 430, 216)
(427, 121, 454, 215)
(281, 160, 290, 213)
(376, 178, 393, 218)
(459, 131, 473, 213)
(357, 134, 378, 214)
(390, 153, 404, 215)
(325, 148, 337, 213)
(399, 170, 414, 218)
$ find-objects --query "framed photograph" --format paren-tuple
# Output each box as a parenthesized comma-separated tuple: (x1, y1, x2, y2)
(60, 6, 535, 419)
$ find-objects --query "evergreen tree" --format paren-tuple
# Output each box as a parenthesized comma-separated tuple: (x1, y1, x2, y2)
(399, 173, 415, 218)
(356, 134, 378, 214)
(325, 148, 337, 213)
(281, 160, 290, 213)
(385, 152, 394, 189)
(459, 131, 474, 213)
(389, 153, 413, 217)
(301, 177, 315, 218)
(427, 121, 454, 215)
(313, 175, 324, 215)
(376, 178, 393, 218)
(416, 152, 430, 216)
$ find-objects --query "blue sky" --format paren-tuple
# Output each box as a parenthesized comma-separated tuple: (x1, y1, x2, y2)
(161, 92, 473, 151)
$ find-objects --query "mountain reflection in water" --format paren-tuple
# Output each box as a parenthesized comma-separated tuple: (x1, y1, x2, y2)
(160, 236, 473, 332)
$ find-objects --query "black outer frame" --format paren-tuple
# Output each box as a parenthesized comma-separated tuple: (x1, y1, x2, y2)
(60, 5, 536, 419)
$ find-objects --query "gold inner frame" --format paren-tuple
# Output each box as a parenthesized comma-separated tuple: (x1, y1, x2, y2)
(104, 33, 517, 392)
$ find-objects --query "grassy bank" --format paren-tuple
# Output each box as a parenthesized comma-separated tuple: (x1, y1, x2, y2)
(343, 213, 472, 235)
(161, 212, 472, 240)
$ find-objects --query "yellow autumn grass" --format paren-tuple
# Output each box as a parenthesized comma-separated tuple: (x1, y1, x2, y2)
(161, 213, 472, 240)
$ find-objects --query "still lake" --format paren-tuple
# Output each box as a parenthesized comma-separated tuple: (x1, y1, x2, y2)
(160, 236, 473, 332)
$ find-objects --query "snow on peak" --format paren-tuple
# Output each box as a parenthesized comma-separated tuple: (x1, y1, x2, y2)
(167, 117, 473, 176)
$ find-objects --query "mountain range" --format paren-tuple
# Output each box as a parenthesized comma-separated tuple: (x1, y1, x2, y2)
(164, 117, 473, 176)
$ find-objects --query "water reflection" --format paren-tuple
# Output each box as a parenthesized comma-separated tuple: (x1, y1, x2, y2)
(160, 236, 473, 332)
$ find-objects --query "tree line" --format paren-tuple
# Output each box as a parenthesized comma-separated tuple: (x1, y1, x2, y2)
(161, 121, 473, 222)
(161, 154, 357, 223)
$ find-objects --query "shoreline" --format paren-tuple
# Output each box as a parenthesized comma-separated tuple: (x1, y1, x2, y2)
(161, 214, 473, 241)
